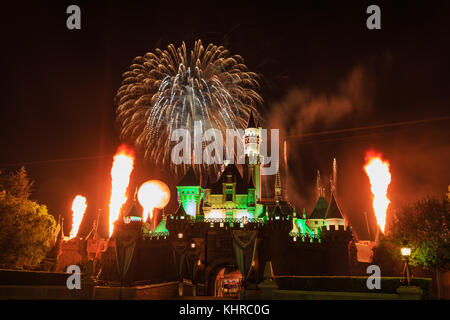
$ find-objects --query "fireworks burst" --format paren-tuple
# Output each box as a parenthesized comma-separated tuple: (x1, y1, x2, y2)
(116, 40, 262, 176)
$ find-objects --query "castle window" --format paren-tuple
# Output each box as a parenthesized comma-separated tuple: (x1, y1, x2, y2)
(225, 186, 233, 201)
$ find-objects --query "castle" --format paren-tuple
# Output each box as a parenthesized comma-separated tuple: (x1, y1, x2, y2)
(50, 112, 354, 297)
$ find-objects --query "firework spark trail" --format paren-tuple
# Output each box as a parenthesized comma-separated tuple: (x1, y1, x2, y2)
(70, 195, 87, 240)
(116, 40, 262, 176)
(108, 145, 135, 237)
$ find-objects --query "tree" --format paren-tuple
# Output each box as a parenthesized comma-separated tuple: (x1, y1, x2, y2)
(0, 168, 56, 269)
(0, 166, 34, 199)
(388, 196, 450, 299)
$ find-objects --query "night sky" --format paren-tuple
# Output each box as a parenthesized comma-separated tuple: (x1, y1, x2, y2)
(1, 1, 449, 239)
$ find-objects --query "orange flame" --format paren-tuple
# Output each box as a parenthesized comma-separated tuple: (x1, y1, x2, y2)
(364, 151, 391, 233)
(70, 195, 87, 239)
(137, 180, 170, 227)
(108, 145, 135, 237)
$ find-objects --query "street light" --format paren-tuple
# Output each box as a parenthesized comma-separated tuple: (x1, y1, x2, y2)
(401, 240, 412, 285)
(401, 247, 411, 257)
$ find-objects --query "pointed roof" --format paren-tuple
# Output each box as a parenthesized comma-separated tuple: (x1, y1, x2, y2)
(178, 166, 199, 186)
(270, 204, 285, 218)
(209, 163, 248, 194)
(258, 205, 268, 219)
(324, 193, 344, 219)
(85, 218, 99, 240)
(57, 217, 65, 240)
(153, 216, 169, 234)
(309, 196, 328, 219)
(246, 110, 257, 129)
(125, 202, 141, 217)
(203, 175, 214, 189)
(173, 204, 187, 217)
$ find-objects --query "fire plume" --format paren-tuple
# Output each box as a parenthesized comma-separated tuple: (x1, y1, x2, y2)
(70, 195, 87, 240)
(137, 180, 170, 228)
(108, 145, 135, 237)
(364, 151, 391, 234)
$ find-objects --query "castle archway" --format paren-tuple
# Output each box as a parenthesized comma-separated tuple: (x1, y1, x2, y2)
(207, 263, 242, 298)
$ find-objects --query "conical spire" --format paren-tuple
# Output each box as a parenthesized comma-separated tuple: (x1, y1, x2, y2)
(309, 197, 328, 219)
(324, 192, 344, 219)
(57, 217, 65, 240)
(174, 204, 187, 218)
(178, 166, 199, 186)
(246, 110, 257, 129)
(275, 161, 282, 203)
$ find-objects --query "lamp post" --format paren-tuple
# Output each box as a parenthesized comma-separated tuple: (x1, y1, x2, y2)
(401, 240, 412, 285)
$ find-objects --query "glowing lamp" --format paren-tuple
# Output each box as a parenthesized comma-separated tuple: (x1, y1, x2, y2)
(400, 240, 412, 285)
(401, 247, 411, 257)
(401, 239, 411, 257)
(177, 233, 183, 239)
(191, 242, 196, 249)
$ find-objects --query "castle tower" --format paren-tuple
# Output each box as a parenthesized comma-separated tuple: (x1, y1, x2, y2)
(274, 162, 282, 204)
(243, 110, 261, 201)
(247, 172, 256, 206)
(176, 167, 203, 218)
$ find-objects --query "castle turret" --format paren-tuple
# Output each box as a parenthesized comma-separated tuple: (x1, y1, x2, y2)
(308, 196, 328, 232)
(324, 193, 346, 229)
(243, 110, 261, 201)
(176, 167, 203, 218)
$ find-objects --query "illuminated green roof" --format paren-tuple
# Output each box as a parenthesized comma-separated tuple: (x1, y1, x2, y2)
(153, 217, 169, 234)
(309, 197, 328, 219)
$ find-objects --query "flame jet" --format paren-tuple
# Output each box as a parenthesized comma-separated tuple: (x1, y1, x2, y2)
(70, 195, 87, 239)
(108, 145, 135, 237)
(364, 151, 391, 234)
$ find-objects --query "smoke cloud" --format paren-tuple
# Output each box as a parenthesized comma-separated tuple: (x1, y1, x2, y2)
(266, 64, 376, 211)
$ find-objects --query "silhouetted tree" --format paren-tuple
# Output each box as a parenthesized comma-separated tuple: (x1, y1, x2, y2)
(0, 168, 56, 269)
(0, 166, 34, 199)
